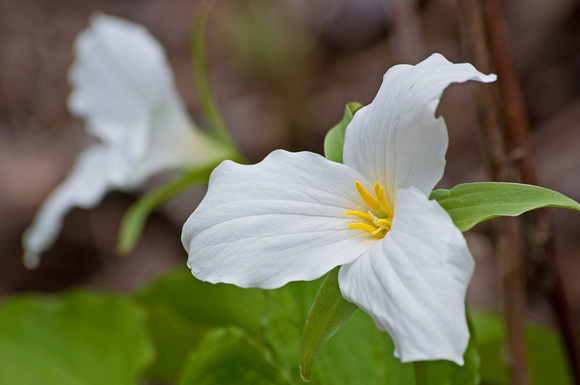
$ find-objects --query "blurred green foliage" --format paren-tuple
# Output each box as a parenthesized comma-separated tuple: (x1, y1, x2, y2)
(0, 268, 572, 384)
(0, 291, 153, 385)
(473, 311, 572, 385)
(177, 327, 292, 385)
(134, 267, 266, 381)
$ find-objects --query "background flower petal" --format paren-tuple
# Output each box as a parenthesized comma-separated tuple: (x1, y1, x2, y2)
(68, 13, 175, 158)
(22, 146, 129, 269)
(22, 14, 234, 267)
(182, 150, 376, 289)
(343, 53, 496, 204)
(68, 13, 229, 182)
(338, 187, 475, 364)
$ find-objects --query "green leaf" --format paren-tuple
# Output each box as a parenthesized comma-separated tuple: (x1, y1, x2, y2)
(117, 165, 216, 254)
(263, 278, 477, 384)
(299, 267, 358, 381)
(177, 327, 292, 385)
(262, 280, 321, 383)
(135, 267, 266, 381)
(471, 310, 573, 385)
(0, 290, 154, 385)
(324, 102, 362, 163)
(430, 182, 580, 232)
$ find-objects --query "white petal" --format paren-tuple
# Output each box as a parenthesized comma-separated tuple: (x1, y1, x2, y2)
(22, 14, 235, 266)
(68, 13, 230, 179)
(68, 13, 175, 156)
(129, 98, 234, 184)
(343, 53, 496, 203)
(338, 187, 475, 364)
(182, 150, 377, 289)
(22, 146, 128, 268)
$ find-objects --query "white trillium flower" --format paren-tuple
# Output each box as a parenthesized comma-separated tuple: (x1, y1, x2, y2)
(23, 14, 231, 268)
(182, 54, 496, 364)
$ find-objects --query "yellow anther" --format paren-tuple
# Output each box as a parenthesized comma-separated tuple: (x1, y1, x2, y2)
(355, 181, 381, 211)
(372, 227, 387, 237)
(376, 218, 392, 228)
(348, 181, 394, 239)
(374, 183, 394, 217)
(344, 210, 374, 222)
(348, 223, 383, 238)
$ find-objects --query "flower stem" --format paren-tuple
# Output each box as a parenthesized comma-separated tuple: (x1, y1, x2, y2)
(191, 1, 236, 147)
(116, 163, 217, 254)
(413, 361, 427, 385)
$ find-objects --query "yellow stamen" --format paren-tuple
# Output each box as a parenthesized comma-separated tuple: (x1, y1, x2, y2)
(377, 218, 392, 228)
(355, 181, 381, 211)
(348, 223, 383, 238)
(344, 210, 374, 222)
(374, 183, 394, 217)
(347, 181, 394, 239)
(372, 227, 387, 237)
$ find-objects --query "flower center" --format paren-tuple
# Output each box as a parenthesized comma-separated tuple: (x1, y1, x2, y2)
(344, 181, 394, 239)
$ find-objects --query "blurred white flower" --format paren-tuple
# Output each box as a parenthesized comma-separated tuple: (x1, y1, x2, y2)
(23, 13, 231, 268)
(182, 54, 496, 364)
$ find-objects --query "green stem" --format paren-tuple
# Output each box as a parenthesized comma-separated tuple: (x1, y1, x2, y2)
(117, 163, 217, 254)
(413, 361, 427, 385)
(192, 2, 234, 146)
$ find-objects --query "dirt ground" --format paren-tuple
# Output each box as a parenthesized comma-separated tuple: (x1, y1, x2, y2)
(1, 0, 579, 331)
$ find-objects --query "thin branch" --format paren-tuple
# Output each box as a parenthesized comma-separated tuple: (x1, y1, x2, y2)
(498, 216, 529, 385)
(390, 0, 424, 63)
(460, 0, 580, 384)
(480, 1, 580, 383)
(457, 1, 529, 384)
(479, 0, 537, 184)
(457, 0, 507, 181)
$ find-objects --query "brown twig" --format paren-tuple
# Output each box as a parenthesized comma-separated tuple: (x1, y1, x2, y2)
(480, 1, 580, 383)
(459, 0, 580, 383)
(457, 1, 529, 384)
(479, 0, 538, 184)
(456, 0, 507, 181)
(390, 0, 424, 63)
(499, 217, 529, 385)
